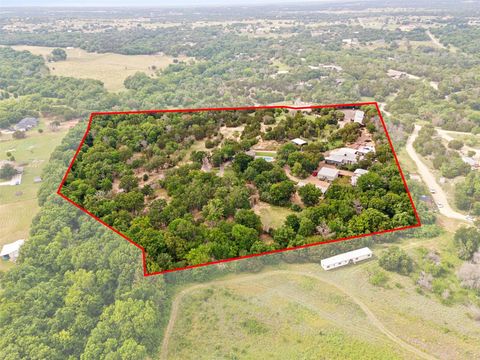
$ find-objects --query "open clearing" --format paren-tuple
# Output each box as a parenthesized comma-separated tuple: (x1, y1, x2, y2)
(9, 45, 191, 92)
(161, 238, 480, 360)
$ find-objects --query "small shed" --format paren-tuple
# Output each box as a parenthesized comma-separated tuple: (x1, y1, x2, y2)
(321, 247, 372, 271)
(34, 176, 43, 183)
(0, 239, 25, 262)
(291, 138, 307, 146)
(317, 167, 339, 182)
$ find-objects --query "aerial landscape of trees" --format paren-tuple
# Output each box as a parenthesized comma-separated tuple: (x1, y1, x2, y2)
(60, 108, 417, 272)
(1, 2, 480, 358)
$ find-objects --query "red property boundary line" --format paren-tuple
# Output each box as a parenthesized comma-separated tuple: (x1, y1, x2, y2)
(56, 102, 421, 276)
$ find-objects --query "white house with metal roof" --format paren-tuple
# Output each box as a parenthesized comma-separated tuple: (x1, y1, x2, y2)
(320, 247, 373, 270)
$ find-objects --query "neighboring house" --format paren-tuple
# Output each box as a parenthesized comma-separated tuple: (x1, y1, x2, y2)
(291, 138, 307, 146)
(13, 117, 39, 132)
(320, 247, 373, 270)
(317, 167, 339, 182)
(325, 147, 358, 165)
(351, 168, 369, 186)
(353, 110, 365, 125)
(0, 239, 25, 262)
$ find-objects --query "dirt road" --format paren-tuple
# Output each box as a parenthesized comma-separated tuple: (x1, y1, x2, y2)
(435, 127, 480, 157)
(406, 125, 467, 221)
(159, 269, 437, 360)
(426, 30, 446, 50)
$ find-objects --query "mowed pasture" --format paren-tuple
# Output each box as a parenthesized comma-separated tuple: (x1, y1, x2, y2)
(0, 119, 72, 269)
(9, 45, 191, 92)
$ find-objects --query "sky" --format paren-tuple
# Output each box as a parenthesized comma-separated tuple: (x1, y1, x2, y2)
(1, 0, 338, 7)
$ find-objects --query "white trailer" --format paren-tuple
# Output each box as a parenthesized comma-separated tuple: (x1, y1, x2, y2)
(320, 247, 372, 270)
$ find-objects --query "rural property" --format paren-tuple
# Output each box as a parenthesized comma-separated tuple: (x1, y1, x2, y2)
(57, 103, 420, 274)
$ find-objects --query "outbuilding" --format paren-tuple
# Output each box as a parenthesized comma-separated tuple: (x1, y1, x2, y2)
(317, 167, 339, 182)
(353, 110, 365, 125)
(291, 138, 307, 146)
(0, 239, 25, 262)
(321, 247, 373, 270)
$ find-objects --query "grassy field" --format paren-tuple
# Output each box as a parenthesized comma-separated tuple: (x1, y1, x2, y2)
(253, 201, 294, 230)
(0, 119, 71, 270)
(9, 45, 191, 92)
(167, 272, 411, 360)
(164, 231, 480, 360)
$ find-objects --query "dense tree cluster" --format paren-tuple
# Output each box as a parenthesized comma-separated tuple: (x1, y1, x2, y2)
(0, 124, 166, 359)
(61, 109, 416, 271)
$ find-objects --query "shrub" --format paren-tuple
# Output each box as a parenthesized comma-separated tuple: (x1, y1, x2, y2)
(378, 246, 414, 275)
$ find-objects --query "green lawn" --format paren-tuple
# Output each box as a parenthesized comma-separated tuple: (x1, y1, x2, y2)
(254, 202, 294, 230)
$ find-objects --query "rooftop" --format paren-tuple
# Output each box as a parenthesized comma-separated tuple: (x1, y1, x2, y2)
(291, 138, 307, 146)
(318, 167, 339, 178)
(320, 247, 372, 267)
(0, 239, 25, 257)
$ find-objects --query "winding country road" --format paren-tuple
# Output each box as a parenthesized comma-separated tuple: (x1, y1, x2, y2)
(406, 125, 467, 221)
(159, 269, 437, 360)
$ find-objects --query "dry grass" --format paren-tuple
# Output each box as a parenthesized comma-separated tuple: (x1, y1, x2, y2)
(10, 45, 191, 92)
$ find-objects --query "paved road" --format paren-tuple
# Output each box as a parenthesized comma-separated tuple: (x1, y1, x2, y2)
(406, 125, 467, 221)
(159, 269, 437, 360)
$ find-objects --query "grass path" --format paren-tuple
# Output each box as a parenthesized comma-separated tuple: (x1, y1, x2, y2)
(159, 269, 437, 360)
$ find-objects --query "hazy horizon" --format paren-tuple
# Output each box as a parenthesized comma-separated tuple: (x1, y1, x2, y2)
(0, 0, 349, 8)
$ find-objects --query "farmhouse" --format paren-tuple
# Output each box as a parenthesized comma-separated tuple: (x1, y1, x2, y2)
(317, 167, 339, 182)
(325, 147, 358, 165)
(291, 138, 308, 146)
(351, 168, 369, 186)
(0, 239, 25, 262)
(13, 117, 38, 132)
(320, 247, 373, 270)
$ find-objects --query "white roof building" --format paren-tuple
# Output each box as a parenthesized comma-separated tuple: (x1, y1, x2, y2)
(353, 110, 365, 125)
(325, 147, 358, 165)
(0, 239, 25, 262)
(356, 145, 375, 156)
(351, 168, 369, 186)
(291, 138, 308, 146)
(321, 247, 373, 270)
(317, 167, 339, 182)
